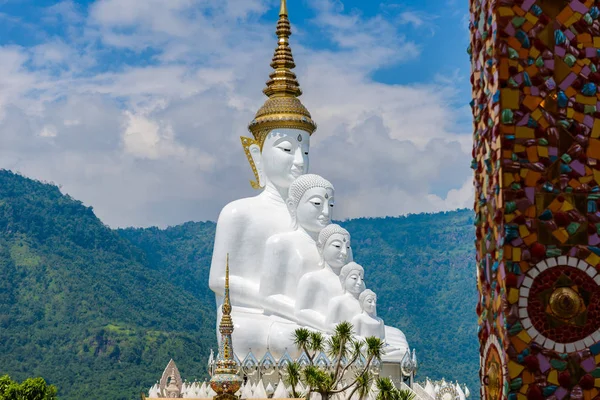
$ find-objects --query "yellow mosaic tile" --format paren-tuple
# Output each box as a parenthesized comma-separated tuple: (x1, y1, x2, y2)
(508, 360, 525, 379)
(548, 370, 559, 385)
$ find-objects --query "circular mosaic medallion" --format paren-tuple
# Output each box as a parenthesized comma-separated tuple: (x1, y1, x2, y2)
(518, 257, 600, 352)
(481, 334, 505, 400)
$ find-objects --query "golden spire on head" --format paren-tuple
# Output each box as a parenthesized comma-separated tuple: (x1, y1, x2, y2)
(246, 0, 317, 148)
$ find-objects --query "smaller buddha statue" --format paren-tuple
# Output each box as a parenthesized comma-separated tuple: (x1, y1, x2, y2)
(260, 174, 335, 320)
(325, 262, 365, 328)
(351, 290, 385, 339)
(295, 224, 352, 331)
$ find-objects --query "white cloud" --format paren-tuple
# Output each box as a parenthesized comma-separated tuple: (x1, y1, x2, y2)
(0, 0, 472, 228)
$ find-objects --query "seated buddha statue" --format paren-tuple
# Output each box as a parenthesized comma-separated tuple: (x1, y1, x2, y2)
(325, 262, 365, 327)
(351, 290, 385, 339)
(208, 0, 318, 360)
(260, 174, 335, 320)
(295, 224, 352, 331)
(326, 263, 409, 361)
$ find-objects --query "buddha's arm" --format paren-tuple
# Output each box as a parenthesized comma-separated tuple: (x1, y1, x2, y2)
(264, 294, 296, 321)
(295, 277, 328, 330)
(351, 315, 364, 337)
(209, 207, 259, 306)
(325, 298, 341, 329)
(295, 275, 317, 312)
(295, 309, 328, 331)
(259, 236, 287, 298)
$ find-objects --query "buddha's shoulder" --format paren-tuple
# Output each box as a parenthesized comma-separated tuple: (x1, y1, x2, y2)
(217, 196, 265, 221)
(265, 230, 300, 245)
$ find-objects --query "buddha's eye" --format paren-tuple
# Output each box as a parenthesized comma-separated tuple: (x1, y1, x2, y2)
(334, 245, 341, 249)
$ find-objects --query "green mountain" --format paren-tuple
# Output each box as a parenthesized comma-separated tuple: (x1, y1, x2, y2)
(0, 171, 215, 399)
(0, 170, 478, 399)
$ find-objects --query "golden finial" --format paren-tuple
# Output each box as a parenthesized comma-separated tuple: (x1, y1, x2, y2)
(245, 0, 317, 149)
(223, 254, 231, 316)
(209, 254, 241, 400)
(280, 0, 287, 16)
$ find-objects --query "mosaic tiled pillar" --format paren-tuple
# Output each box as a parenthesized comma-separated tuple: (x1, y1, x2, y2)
(470, 1, 600, 399)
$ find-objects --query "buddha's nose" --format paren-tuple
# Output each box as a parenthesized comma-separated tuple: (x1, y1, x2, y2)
(293, 147, 304, 167)
(340, 246, 347, 256)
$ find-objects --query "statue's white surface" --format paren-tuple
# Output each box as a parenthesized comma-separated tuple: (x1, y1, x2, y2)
(260, 174, 334, 319)
(326, 262, 366, 327)
(209, 128, 311, 357)
(295, 224, 351, 330)
(209, 129, 310, 310)
(352, 290, 385, 339)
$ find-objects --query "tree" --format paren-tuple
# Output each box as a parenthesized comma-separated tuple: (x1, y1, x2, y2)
(0, 375, 58, 400)
(288, 322, 401, 400)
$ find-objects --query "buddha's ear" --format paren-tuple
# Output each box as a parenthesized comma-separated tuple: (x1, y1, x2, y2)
(286, 197, 296, 215)
(241, 137, 265, 189)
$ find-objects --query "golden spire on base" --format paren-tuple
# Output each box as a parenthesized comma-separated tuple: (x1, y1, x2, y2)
(246, 0, 317, 147)
(210, 254, 242, 400)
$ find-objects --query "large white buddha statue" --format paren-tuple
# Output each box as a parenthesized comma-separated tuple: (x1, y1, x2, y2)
(295, 224, 352, 331)
(351, 290, 385, 339)
(260, 174, 335, 320)
(208, 0, 318, 358)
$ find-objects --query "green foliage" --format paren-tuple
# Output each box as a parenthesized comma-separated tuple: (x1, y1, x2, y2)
(0, 171, 215, 399)
(0, 375, 57, 400)
(0, 170, 478, 399)
(290, 323, 385, 400)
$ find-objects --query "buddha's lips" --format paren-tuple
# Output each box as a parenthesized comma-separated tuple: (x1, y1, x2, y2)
(290, 168, 303, 177)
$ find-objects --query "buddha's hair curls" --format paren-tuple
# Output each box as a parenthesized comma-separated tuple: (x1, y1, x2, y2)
(359, 289, 376, 305)
(287, 174, 334, 211)
(316, 224, 350, 251)
(339, 262, 364, 285)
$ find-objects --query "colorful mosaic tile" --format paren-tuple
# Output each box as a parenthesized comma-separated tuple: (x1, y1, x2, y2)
(471, 0, 600, 399)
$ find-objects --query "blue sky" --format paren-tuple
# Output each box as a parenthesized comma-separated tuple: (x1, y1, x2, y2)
(0, 0, 474, 227)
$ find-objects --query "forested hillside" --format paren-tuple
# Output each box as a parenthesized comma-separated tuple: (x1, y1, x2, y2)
(0, 171, 215, 399)
(0, 170, 478, 399)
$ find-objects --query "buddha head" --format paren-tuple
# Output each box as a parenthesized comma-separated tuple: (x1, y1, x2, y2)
(359, 289, 377, 317)
(262, 129, 310, 188)
(287, 174, 334, 233)
(316, 224, 352, 270)
(339, 262, 365, 297)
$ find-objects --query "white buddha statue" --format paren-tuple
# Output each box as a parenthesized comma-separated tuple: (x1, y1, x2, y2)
(351, 290, 385, 339)
(295, 224, 352, 331)
(326, 262, 365, 327)
(326, 263, 409, 361)
(260, 174, 335, 320)
(208, 0, 318, 358)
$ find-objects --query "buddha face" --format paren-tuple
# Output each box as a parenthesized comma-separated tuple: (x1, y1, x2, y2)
(261, 129, 310, 189)
(295, 186, 334, 233)
(362, 295, 377, 316)
(322, 233, 351, 269)
(344, 269, 365, 296)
